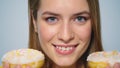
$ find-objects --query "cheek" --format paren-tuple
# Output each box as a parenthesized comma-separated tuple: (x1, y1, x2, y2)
(73, 22, 91, 41)
(37, 23, 57, 43)
(80, 26, 91, 40)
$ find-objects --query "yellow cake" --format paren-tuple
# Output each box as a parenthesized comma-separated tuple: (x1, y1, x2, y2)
(87, 51, 120, 68)
(1, 49, 44, 68)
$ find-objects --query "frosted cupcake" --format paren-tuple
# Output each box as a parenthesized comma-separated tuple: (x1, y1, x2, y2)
(87, 51, 120, 68)
(2, 49, 44, 68)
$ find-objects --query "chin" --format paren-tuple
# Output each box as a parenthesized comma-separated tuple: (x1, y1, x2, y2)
(54, 58, 76, 67)
(58, 62, 72, 66)
(55, 62, 76, 68)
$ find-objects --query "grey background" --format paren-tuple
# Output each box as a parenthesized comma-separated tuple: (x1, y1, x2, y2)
(0, 0, 120, 65)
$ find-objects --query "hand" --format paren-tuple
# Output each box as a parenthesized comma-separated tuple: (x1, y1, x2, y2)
(113, 63, 120, 68)
(106, 63, 120, 68)
(3, 63, 31, 68)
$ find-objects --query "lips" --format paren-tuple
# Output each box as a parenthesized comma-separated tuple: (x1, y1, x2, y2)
(52, 44, 78, 55)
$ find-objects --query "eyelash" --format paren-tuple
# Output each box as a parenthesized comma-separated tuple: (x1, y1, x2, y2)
(44, 16, 89, 24)
(45, 17, 58, 23)
(74, 16, 89, 23)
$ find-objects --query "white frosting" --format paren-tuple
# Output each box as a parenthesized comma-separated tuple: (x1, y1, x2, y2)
(87, 51, 120, 66)
(2, 49, 44, 64)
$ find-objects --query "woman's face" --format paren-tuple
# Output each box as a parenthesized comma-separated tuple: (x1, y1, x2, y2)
(34, 0, 91, 67)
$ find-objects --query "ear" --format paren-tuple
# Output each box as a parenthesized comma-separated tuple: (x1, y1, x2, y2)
(32, 15, 38, 33)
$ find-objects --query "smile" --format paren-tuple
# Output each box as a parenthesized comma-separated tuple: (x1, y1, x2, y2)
(52, 44, 78, 55)
(56, 46, 73, 51)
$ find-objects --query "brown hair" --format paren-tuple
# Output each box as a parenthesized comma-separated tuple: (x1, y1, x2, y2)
(28, 0, 103, 68)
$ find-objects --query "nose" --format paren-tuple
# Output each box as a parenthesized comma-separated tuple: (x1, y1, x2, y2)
(57, 23, 74, 43)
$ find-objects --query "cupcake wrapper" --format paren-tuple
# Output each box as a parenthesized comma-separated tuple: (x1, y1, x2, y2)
(88, 61, 109, 68)
(2, 60, 44, 68)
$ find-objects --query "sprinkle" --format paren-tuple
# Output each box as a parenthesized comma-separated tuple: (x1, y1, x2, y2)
(2, 49, 44, 64)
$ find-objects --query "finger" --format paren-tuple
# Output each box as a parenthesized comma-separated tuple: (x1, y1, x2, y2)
(26, 65, 31, 68)
(3, 63, 9, 68)
(15, 64, 21, 68)
(113, 63, 120, 68)
(106, 66, 110, 68)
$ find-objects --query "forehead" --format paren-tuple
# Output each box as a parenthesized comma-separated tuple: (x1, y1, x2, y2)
(39, 0, 89, 12)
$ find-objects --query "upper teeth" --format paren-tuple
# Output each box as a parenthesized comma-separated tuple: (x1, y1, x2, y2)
(56, 46, 73, 51)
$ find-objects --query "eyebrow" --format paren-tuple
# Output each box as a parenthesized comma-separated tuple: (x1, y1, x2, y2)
(41, 11, 90, 16)
(41, 11, 60, 16)
(73, 11, 90, 16)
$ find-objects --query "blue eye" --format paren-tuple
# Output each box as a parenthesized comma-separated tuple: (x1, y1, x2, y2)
(75, 16, 87, 23)
(45, 17, 58, 23)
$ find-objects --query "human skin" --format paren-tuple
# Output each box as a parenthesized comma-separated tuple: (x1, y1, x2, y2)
(34, 0, 91, 68)
(3, 0, 120, 68)
(106, 63, 120, 68)
(3, 0, 91, 67)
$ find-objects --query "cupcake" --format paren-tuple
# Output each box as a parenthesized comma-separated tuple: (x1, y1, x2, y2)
(2, 49, 44, 68)
(87, 51, 120, 68)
